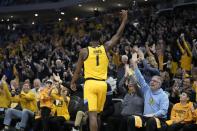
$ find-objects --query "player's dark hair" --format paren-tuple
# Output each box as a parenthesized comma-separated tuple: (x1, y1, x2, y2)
(90, 30, 102, 41)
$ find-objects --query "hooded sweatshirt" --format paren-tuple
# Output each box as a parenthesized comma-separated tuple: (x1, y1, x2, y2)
(134, 68, 169, 118)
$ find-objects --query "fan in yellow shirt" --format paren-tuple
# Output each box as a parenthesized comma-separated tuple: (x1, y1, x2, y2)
(0, 75, 11, 109)
(166, 91, 193, 131)
(177, 34, 192, 72)
(48, 86, 70, 131)
(3, 82, 37, 130)
(180, 106, 197, 131)
(39, 79, 57, 111)
(54, 86, 70, 120)
(38, 79, 59, 120)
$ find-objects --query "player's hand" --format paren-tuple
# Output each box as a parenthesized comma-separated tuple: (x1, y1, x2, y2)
(70, 83, 77, 91)
(120, 10, 128, 21)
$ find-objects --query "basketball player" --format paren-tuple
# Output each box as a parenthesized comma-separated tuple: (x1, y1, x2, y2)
(71, 10, 128, 131)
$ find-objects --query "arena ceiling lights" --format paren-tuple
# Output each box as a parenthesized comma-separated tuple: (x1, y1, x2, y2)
(0, 0, 156, 24)
(60, 12, 65, 15)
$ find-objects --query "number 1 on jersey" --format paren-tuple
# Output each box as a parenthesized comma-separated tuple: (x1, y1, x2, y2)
(96, 55, 99, 66)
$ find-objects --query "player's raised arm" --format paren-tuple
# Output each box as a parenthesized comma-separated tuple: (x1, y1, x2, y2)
(105, 10, 128, 51)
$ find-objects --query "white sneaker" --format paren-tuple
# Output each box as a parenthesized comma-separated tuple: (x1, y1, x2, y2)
(15, 122, 20, 130)
(72, 127, 79, 131)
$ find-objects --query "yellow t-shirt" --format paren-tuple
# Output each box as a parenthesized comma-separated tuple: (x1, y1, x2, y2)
(168, 102, 193, 125)
(55, 96, 70, 120)
(170, 61, 178, 75)
(12, 91, 37, 112)
(84, 45, 109, 80)
(180, 53, 192, 71)
(112, 53, 121, 68)
(158, 54, 164, 71)
(19, 91, 37, 112)
(39, 87, 57, 109)
(0, 81, 11, 108)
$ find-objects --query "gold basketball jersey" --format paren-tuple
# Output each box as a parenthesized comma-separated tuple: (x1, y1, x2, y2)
(84, 45, 109, 80)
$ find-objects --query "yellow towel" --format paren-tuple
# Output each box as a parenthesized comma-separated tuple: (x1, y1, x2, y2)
(154, 117, 161, 128)
(10, 103, 18, 108)
(134, 116, 142, 128)
(128, 69, 134, 76)
(166, 120, 173, 126)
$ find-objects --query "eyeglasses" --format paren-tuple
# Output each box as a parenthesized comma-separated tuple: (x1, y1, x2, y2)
(183, 80, 190, 83)
(151, 79, 160, 83)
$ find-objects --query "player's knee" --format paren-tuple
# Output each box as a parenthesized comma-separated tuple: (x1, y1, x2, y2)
(89, 112, 97, 122)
